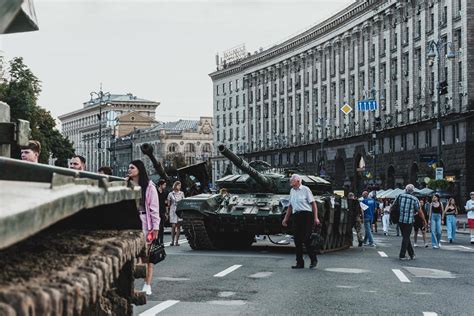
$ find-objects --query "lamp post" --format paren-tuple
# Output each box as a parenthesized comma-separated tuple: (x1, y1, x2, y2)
(90, 85, 111, 170)
(427, 40, 455, 168)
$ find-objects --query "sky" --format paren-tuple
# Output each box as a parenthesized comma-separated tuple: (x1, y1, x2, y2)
(1, 0, 354, 122)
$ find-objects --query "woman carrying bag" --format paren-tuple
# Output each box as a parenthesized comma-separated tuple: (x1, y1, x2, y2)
(128, 160, 160, 296)
(443, 198, 458, 243)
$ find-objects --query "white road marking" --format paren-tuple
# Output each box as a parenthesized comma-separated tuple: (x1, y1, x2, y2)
(336, 285, 359, 289)
(458, 245, 472, 250)
(139, 300, 180, 315)
(378, 251, 388, 257)
(423, 312, 438, 316)
(218, 291, 236, 298)
(157, 277, 190, 281)
(392, 269, 410, 283)
(404, 267, 455, 279)
(214, 265, 242, 277)
(248, 271, 273, 278)
(324, 268, 370, 274)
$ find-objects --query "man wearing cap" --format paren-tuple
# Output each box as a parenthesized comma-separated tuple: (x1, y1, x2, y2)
(282, 174, 320, 269)
(464, 192, 474, 244)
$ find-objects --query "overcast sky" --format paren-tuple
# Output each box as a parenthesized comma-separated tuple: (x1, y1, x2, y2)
(1, 0, 354, 122)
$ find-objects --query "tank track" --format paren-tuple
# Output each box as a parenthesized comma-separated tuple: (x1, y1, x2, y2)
(181, 214, 216, 250)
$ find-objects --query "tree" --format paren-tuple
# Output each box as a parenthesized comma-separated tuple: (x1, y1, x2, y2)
(0, 57, 74, 165)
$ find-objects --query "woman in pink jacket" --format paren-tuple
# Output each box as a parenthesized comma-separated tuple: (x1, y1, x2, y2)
(128, 160, 160, 296)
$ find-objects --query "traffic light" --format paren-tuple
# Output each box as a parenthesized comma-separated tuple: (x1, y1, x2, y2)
(438, 80, 448, 95)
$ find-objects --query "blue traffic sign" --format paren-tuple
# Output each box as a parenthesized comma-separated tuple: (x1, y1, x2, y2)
(357, 100, 378, 111)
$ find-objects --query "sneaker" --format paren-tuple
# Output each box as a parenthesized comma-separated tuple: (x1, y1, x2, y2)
(433, 245, 439, 249)
(410, 255, 416, 260)
(368, 243, 376, 247)
(142, 284, 152, 295)
(413, 243, 418, 247)
(438, 243, 442, 248)
(309, 260, 318, 269)
(424, 244, 429, 248)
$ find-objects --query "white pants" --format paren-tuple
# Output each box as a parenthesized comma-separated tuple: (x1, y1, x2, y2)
(382, 214, 390, 233)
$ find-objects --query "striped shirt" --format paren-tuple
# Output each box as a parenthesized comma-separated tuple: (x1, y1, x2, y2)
(398, 193, 420, 224)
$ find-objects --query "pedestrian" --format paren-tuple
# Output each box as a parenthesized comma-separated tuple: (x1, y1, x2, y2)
(382, 199, 391, 236)
(464, 192, 474, 244)
(347, 192, 364, 247)
(429, 193, 444, 249)
(360, 191, 376, 247)
(396, 184, 420, 260)
(69, 154, 86, 171)
(372, 197, 380, 233)
(157, 179, 168, 245)
(282, 174, 320, 269)
(413, 199, 428, 248)
(167, 181, 185, 246)
(127, 160, 160, 295)
(98, 166, 113, 175)
(443, 198, 458, 243)
(20, 140, 41, 163)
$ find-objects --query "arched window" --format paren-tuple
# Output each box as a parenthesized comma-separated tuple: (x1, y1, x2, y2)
(168, 143, 179, 153)
(202, 143, 212, 153)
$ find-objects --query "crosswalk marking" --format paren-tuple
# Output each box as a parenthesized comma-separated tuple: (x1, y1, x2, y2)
(423, 312, 438, 316)
(378, 251, 388, 257)
(139, 300, 180, 315)
(392, 269, 410, 283)
(214, 264, 242, 277)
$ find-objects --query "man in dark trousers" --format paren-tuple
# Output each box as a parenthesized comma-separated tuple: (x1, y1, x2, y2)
(348, 192, 364, 247)
(157, 179, 168, 245)
(397, 184, 420, 260)
(282, 174, 320, 269)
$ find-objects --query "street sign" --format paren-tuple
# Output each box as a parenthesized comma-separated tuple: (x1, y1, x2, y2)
(357, 100, 378, 111)
(420, 154, 437, 162)
(435, 167, 444, 180)
(341, 104, 353, 114)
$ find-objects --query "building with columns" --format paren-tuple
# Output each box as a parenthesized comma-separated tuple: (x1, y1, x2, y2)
(59, 93, 160, 172)
(210, 0, 473, 202)
(113, 117, 213, 177)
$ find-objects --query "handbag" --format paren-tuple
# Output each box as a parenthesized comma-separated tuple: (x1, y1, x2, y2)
(148, 240, 166, 264)
(310, 225, 323, 254)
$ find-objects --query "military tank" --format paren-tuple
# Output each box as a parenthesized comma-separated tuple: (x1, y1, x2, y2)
(173, 144, 353, 251)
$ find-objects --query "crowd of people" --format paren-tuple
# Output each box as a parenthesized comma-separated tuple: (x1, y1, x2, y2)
(348, 184, 474, 261)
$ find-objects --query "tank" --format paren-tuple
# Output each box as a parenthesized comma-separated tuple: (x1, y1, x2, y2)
(172, 144, 353, 251)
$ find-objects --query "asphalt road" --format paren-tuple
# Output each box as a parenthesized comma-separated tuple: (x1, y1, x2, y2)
(134, 227, 474, 315)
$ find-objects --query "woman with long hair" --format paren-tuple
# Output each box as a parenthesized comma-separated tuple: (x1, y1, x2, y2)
(168, 181, 185, 246)
(429, 193, 444, 249)
(443, 198, 458, 243)
(128, 160, 160, 295)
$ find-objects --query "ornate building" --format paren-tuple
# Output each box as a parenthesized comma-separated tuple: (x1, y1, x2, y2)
(113, 117, 213, 177)
(59, 93, 159, 172)
(210, 0, 472, 201)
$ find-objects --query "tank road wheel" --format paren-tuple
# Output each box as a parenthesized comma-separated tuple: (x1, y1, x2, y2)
(181, 214, 216, 250)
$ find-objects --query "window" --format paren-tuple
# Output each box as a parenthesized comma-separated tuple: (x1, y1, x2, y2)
(168, 143, 178, 153)
(452, 123, 459, 143)
(401, 133, 407, 150)
(185, 143, 195, 153)
(389, 136, 395, 152)
(235, 79, 239, 90)
(426, 129, 432, 147)
(229, 81, 232, 92)
(413, 131, 419, 149)
(216, 85, 219, 96)
(459, 61, 463, 82)
(216, 115, 220, 127)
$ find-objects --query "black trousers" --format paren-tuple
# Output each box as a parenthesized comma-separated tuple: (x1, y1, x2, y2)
(158, 214, 165, 245)
(399, 222, 415, 258)
(293, 211, 317, 264)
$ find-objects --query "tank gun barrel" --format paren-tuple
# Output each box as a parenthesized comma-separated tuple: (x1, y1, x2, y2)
(218, 144, 272, 190)
(140, 143, 171, 182)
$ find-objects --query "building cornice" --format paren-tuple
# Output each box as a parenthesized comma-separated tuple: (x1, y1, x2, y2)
(209, 0, 385, 81)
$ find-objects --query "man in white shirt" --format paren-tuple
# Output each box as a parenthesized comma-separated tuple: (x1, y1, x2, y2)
(282, 174, 320, 269)
(464, 192, 474, 244)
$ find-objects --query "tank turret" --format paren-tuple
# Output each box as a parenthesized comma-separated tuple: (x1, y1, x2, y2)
(218, 144, 272, 191)
(140, 143, 171, 183)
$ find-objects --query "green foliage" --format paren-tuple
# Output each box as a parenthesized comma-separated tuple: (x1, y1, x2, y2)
(427, 179, 449, 190)
(0, 57, 74, 165)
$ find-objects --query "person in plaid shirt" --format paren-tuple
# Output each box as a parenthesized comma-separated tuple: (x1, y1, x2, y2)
(396, 184, 420, 260)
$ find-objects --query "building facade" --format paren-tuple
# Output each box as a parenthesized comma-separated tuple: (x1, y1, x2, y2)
(210, 0, 473, 202)
(114, 117, 214, 177)
(59, 93, 159, 172)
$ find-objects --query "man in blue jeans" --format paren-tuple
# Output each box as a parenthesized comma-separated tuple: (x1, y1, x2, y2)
(361, 191, 376, 247)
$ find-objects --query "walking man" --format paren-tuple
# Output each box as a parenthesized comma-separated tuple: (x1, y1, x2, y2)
(348, 192, 364, 247)
(361, 191, 376, 246)
(397, 184, 420, 260)
(282, 174, 320, 269)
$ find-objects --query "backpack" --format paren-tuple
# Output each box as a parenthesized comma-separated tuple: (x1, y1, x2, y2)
(390, 196, 400, 224)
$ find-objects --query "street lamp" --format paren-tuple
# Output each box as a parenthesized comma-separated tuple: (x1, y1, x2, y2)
(427, 40, 455, 169)
(90, 85, 111, 170)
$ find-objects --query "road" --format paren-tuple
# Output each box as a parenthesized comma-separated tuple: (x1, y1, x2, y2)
(134, 227, 474, 315)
